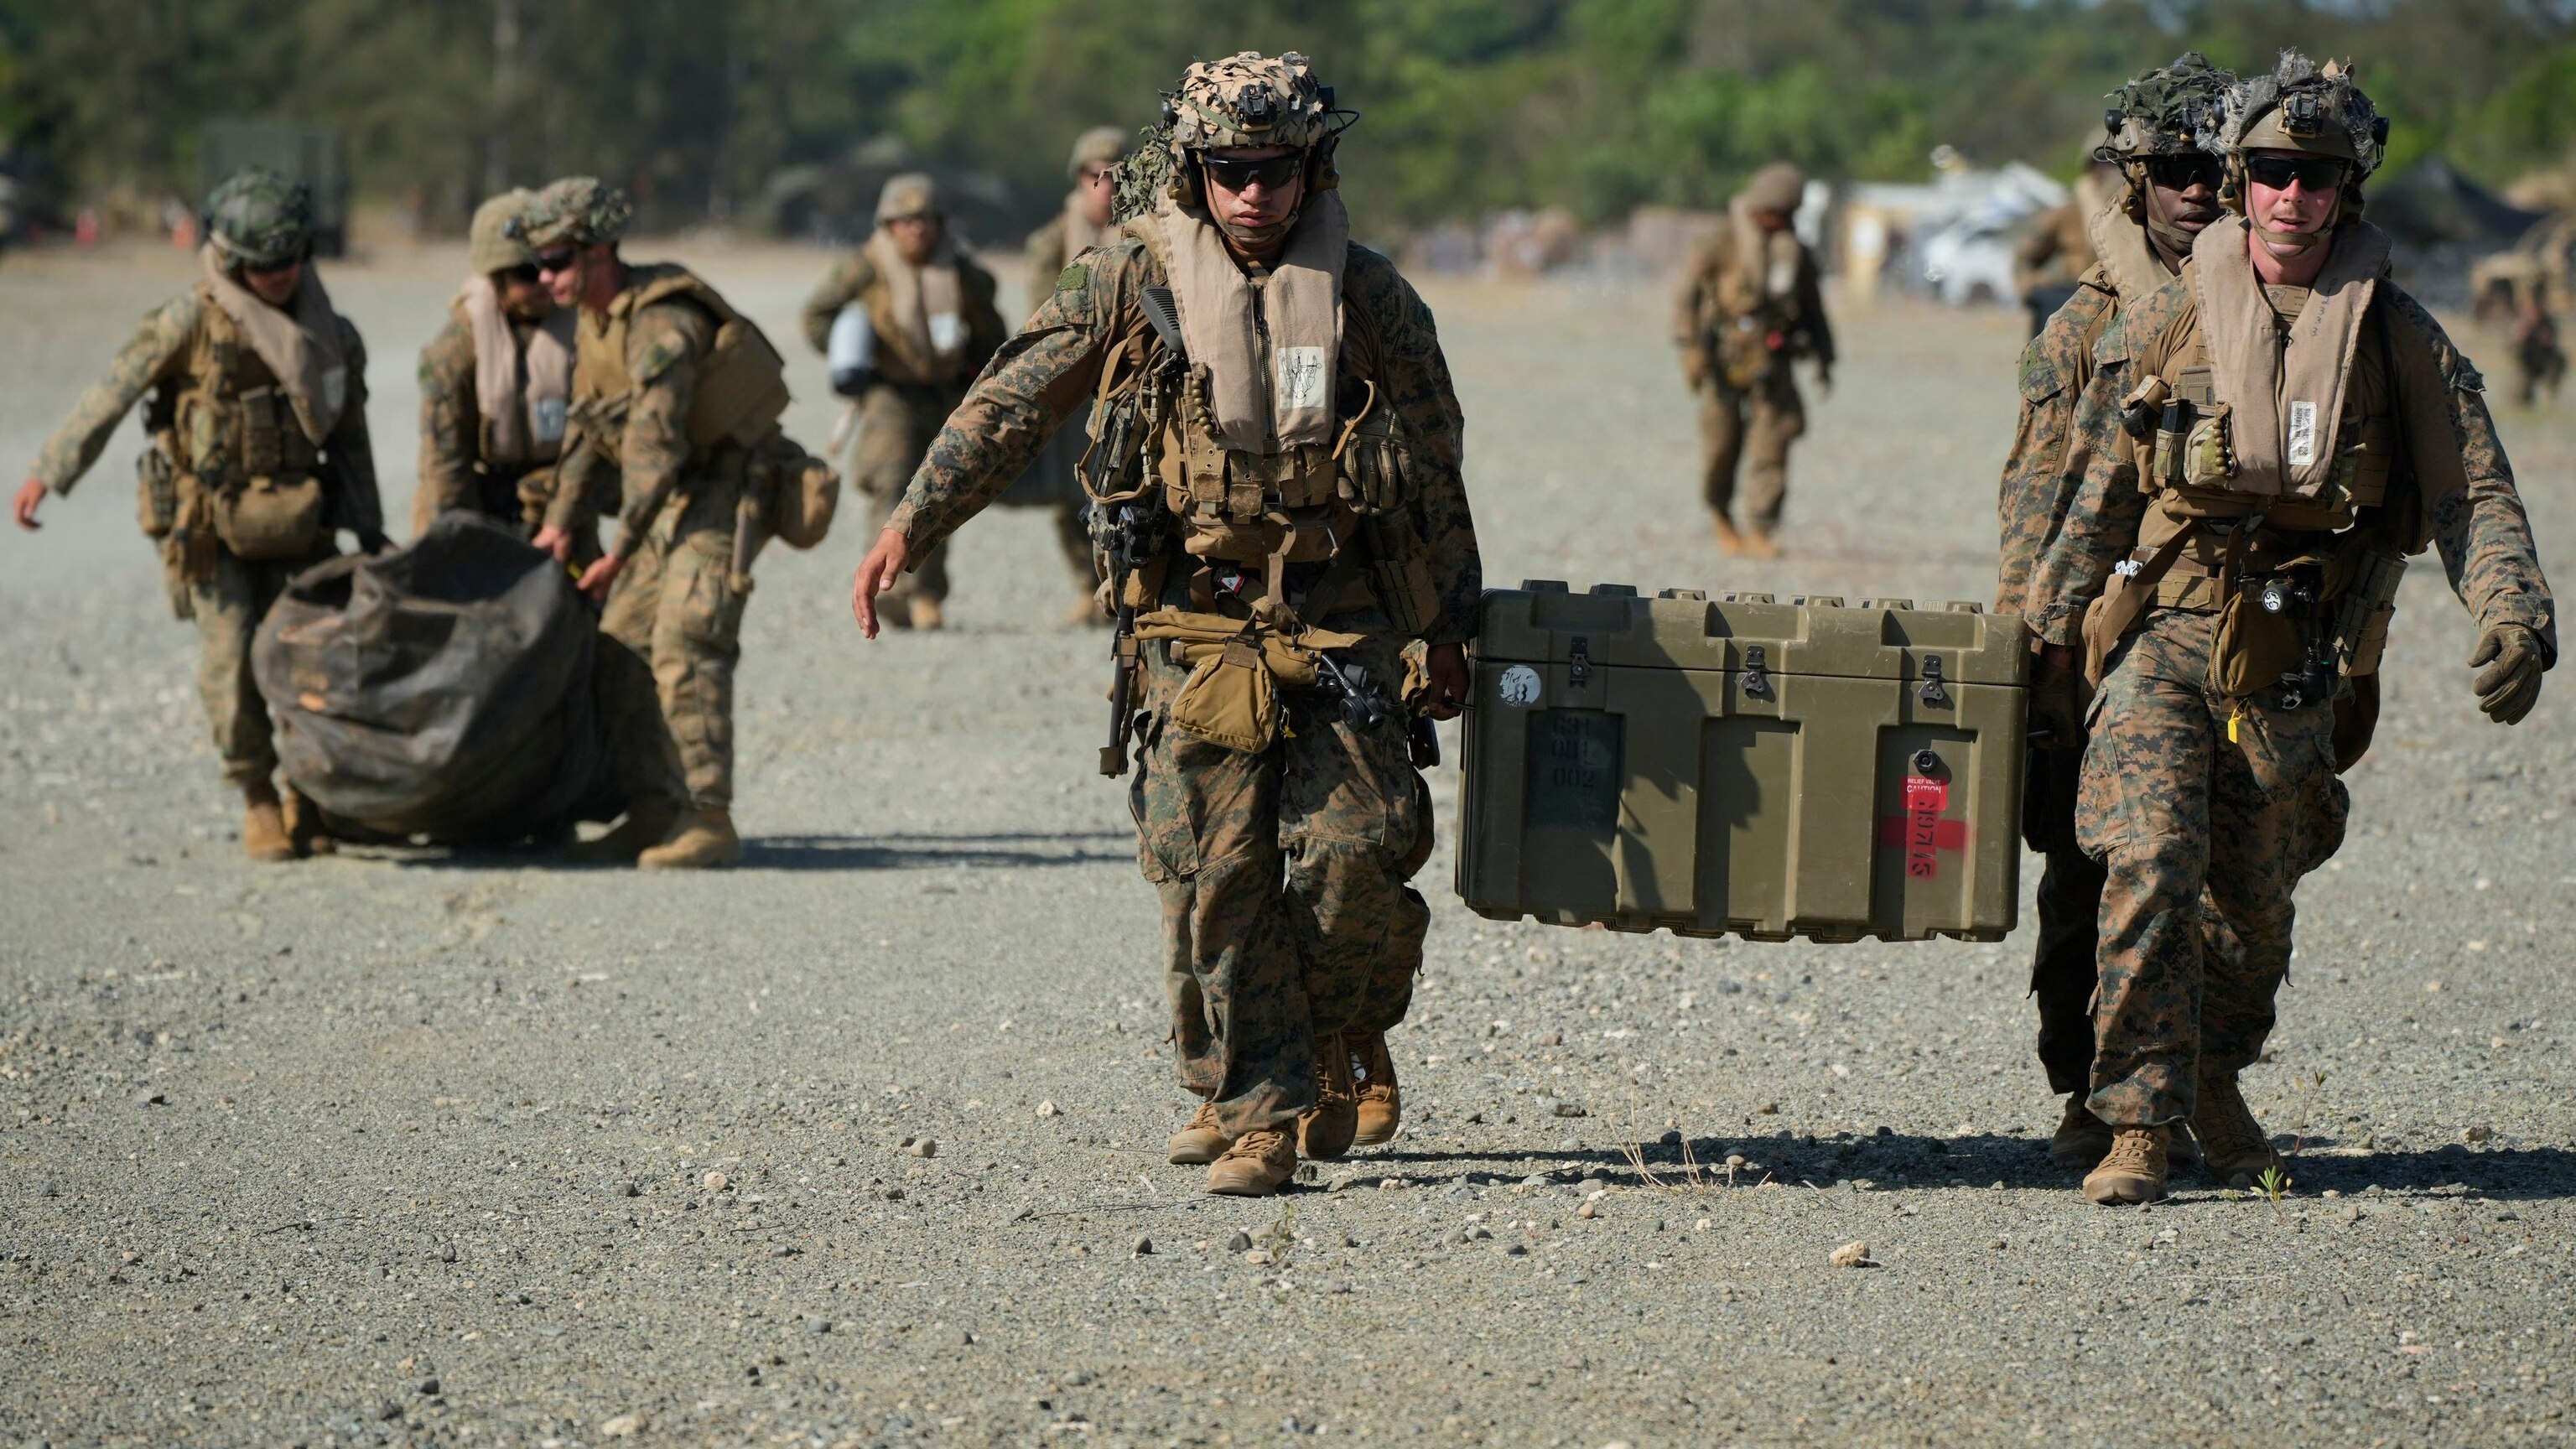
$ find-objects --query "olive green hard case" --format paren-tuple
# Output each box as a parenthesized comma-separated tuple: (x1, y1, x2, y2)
(1455, 582, 2028, 943)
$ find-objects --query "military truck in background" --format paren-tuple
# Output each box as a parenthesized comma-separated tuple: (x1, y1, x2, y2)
(200, 120, 350, 257)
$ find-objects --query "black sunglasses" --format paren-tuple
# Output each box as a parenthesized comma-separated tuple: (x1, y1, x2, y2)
(496, 262, 543, 285)
(242, 257, 299, 277)
(2142, 153, 2223, 192)
(2244, 154, 2347, 194)
(534, 249, 580, 274)
(1200, 153, 1303, 193)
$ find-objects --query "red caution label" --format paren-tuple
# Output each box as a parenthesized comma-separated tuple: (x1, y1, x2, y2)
(1878, 775, 1965, 879)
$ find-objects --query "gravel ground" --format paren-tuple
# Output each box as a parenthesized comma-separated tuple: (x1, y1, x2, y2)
(3, 240, 2573, 1448)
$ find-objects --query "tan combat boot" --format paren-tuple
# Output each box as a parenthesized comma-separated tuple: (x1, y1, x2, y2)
(568, 795, 683, 865)
(637, 807, 741, 870)
(2190, 1074, 2283, 1188)
(1739, 528, 1783, 560)
(1711, 515, 1748, 555)
(1297, 1038, 1358, 1161)
(281, 787, 335, 857)
(2080, 1124, 2169, 1205)
(1352, 1031, 1401, 1146)
(2049, 1094, 2114, 1169)
(1167, 1100, 1232, 1166)
(242, 783, 293, 863)
(1206, 1129, 1297, 1197)
(911, 598, 945, 631)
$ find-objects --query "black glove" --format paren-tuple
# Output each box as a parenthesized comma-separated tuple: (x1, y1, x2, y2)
(357, 529, 393, 556)
(2468, 622, 2547, 725)
(830, 366, 874, 399)
(2026, 656, 2085, 746)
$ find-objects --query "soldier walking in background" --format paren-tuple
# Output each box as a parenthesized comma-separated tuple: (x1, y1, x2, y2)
(849, 52, 1480, 1196)
(1674, 161, 1832, 558)
(1996, 53, 2233, 1174)
(523, 177, 789, 869)
(1008, 125, 1132, 624)
(801, 175, 1006, 631)
(2012, 156, 2117, 338)
(413, 189, 584, 550)
(2028, 55, 2556, 1205)
(12, 169, 386, 862)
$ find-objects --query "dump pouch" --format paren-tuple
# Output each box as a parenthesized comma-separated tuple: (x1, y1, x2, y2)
(210, 473, 325, 561)
(2208, 579, 2304, 698)
(1170, 636, 1280, 753)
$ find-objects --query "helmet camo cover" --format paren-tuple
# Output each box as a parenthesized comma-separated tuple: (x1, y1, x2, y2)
(2096, 51, 2233, 162)
(202, 168, 314, 268)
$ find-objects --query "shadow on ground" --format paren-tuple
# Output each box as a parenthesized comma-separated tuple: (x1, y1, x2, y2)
(363, 829, 1135, 872)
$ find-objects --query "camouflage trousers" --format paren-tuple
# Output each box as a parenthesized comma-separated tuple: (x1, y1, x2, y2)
(855, 382, 959, 605)
(1131, 615, 1430, 1136)
(2023, 739, 2243, 1096)
(2078, 609, 2349, 1126)
(1697, 371, 1805, 532)
(601, 523, 742, 812)
(184, 546, 324, 790)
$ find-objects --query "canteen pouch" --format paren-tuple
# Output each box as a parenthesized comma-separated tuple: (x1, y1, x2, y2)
(2209, 579, 2303, 698)
(211, 474, 325, 561)
(1170, 636, 1280, 753)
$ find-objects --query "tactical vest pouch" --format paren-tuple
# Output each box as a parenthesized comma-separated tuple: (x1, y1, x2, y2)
(2329, 544, 2407, 678)
(2209, 579, 2303, 698)
(1363, 511, 1441, 638)
(136, 441, 179, 540)
(1718, 314, 1774, 392)
(750, 430, 839, 551)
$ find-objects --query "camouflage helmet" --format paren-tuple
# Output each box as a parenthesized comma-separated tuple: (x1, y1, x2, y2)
(1741, 162, 1805, 216)
(2203, 52, 2387, 230)
(516, 176, 633, 251)
(1067, 126, 1130, 182)
(875, 173, 940, 225)
(2095, 51, 2233, 161)
(468, 188, 539, 275)
(1129, 51, 1350, 216)
(202, 168, 314, 270)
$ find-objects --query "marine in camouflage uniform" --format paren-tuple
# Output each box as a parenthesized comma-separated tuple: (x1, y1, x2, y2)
(413, 188, 587, 552)
(800, 174, 1006, 631)
(851, 53, 1480, 1196)
(1995, 53, 2233, 1171)
(2027, 56, 2556, 1204)
(13, 169, 385, 862)
(1673, 161, 1833, 558)
(1007, 125, 1133, 622)
(524, 176, 773, 870)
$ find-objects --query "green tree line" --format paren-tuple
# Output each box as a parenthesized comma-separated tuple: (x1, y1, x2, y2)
(5, 0, 2575, 233)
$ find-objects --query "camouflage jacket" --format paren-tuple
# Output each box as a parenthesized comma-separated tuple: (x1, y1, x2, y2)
(797, 244, 1007, 389)
(33, 290, 383, 538)
(2028, 270, 2557, 657)
(886, 236, 1485, 647)
(412, 312, 491, 531)
(1993, 267, 2118, 617)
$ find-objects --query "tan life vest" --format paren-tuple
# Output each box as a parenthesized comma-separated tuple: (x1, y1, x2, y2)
(161, 285, 330, 564)
(1084, 216, 1436, 636)
(458, 283, 574, 470)
(571, 263, 790, 459)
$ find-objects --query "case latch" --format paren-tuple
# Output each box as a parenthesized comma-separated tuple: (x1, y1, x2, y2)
(1919, 655, 1951, 708)
(1741, 645, 1774, 700)
(1568, 636, 1591, 688)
